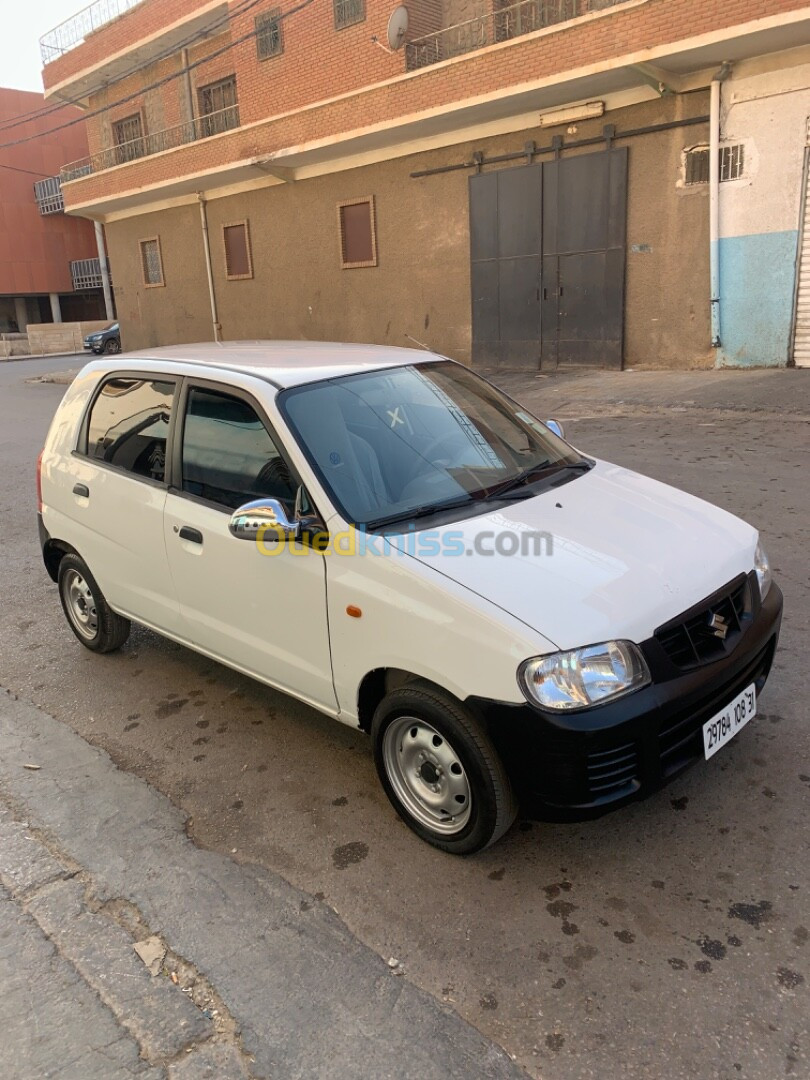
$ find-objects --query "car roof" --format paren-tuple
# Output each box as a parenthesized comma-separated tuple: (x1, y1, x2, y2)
(119, 340, 440, 388)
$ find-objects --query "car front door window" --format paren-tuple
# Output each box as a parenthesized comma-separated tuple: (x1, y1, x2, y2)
(181, 386, 297, 512)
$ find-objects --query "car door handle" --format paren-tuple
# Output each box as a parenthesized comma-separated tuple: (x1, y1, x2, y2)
(72, 483, 89, 498)
(178, 526, 203, 545)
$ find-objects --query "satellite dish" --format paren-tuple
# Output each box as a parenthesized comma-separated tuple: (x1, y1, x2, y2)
(387, 5, 409, 50)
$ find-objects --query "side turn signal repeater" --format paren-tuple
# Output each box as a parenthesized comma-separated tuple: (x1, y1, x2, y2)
(346, 605, 362, 619)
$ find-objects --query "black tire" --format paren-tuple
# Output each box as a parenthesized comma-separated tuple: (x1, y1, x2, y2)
(57, 553, 130, 653)
(371, 684, 517, 854)
(103, 337, 121, 355)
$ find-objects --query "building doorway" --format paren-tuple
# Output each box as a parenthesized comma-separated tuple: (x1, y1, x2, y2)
(469, 147, 628, 369)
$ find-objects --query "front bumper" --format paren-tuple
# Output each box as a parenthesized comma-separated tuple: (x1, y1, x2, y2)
(474, 580, 783, 821)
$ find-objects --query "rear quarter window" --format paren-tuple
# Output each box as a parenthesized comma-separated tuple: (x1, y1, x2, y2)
(84, 377, 175, 483)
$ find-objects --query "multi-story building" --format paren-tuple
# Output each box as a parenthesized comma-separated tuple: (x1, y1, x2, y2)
(40, 0, 810, 368)
(0, 87, 111, 334)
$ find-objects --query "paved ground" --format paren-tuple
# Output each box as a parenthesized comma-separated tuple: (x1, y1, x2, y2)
(0, 353, 808, 1079)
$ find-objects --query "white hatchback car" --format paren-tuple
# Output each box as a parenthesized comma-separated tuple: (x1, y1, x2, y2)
(38, 343, 782, 853)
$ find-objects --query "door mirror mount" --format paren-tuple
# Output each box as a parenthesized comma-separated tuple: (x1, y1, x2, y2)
(228, 499, 300, 542)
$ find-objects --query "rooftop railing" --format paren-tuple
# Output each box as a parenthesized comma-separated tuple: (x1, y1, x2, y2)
(40, 0, 145, 63)
(60, 104, 240, 183)
(405, 0, 627, 70)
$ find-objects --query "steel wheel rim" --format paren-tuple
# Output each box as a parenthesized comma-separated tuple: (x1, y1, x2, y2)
(381, 716, 472, 835)
(63, 569, 98, 640)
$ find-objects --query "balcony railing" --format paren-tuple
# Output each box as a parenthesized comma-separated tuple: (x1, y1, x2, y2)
(60, 105, 240, 183)
(405, 0, 627, 70)
(71, 257, 112, 290)
(41, 0, 145, 62)
(33, 176, 65, 215)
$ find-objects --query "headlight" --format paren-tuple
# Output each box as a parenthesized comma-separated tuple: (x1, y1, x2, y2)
(754, 539, 772, 601)
(519, 641, 650, 711)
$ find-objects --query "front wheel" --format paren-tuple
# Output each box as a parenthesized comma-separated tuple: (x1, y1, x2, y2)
(58, 553, 130, 653)
(103, 338, 121, 355)
(371, 685, 517, 854)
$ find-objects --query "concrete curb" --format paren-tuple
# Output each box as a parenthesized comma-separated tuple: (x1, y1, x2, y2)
(0, 690, 526, 1080)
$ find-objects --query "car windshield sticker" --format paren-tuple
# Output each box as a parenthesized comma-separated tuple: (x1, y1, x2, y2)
(387, 406, 405, 429)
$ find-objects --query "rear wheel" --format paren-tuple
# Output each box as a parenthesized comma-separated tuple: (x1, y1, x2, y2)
(57, 554, 130, 653)
(372, 684, 517, 854)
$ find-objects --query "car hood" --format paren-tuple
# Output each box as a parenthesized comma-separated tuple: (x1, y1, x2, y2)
(388, 460, 758, 651)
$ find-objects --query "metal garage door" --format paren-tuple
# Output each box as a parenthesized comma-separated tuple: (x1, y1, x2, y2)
(792, 147, 810, 368)
(469, 147, 627, 370)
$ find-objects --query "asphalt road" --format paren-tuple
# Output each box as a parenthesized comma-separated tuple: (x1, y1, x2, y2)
(1, 354, 808, 1079)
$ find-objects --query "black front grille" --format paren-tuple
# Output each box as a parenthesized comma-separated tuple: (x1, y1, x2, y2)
(585, 741, 640, 800)
(655, 575, 753, 669)
(658, 640, 774, 777)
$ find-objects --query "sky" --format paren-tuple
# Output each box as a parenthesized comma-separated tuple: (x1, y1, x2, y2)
(2, 1, 87, 94)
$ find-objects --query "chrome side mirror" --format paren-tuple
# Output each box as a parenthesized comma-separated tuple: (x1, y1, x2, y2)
(545, 418, 565, 439)
(228, 498, 299, 542)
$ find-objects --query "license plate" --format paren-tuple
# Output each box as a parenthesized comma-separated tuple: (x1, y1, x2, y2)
(703, 683, 756, 760)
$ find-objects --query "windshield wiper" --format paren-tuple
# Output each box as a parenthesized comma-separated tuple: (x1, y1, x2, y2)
(365, 496, 476, 530)
(485, 460, 593, 500)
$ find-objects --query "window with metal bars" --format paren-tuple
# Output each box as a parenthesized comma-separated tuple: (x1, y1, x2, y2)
(198, 76, 239, 138)
(334, 0, 365, 29)
(33, 176, 64, 215)
(337, 197, 377, 268)
(684, 147, 710, 185)
(684, 144, 745, 185)
(140, 237, 164, 287)
(256, 9, 283, 59)
(113, 113, 145, 165)
(719, 143, 745, 182)
(223, 222, 253, 280)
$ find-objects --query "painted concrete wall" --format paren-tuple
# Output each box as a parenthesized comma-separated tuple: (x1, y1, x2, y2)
(105, 93, 711, 368)
(717, 54, 810, 367)
(0, 88, 99, 297)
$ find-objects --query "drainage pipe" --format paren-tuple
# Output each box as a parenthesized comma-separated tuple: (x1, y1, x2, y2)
(710, 62, 732, 349)
(198, 193, 222, 343)
(94, 221, 115, 322)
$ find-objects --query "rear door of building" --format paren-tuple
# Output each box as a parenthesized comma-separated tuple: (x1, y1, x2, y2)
(469, 147, 628, 369)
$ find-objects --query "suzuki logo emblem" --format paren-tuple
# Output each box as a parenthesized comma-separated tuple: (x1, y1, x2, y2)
(708, 613, 729, 640)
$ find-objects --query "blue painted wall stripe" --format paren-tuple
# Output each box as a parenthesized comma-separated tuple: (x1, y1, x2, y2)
(716, 230, 799, 368)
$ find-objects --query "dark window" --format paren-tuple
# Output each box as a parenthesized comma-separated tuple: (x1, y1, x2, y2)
(223, 222, 253, 279)
(256, 9, 283, 58)
(140, 237, 164, 286)
(113, 114, 145, 164)
(334, 0, 365, 29)
(684, 147, 710, 185)
(86, 378, 174, 482)
(181, 387, 296, 511)
(198, 76, 239, 138)
(338, 197, 376, 268)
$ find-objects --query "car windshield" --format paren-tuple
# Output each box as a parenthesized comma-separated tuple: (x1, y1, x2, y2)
(279, 360, 586, 528)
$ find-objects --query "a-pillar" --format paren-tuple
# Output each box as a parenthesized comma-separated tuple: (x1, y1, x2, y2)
(49, 293, 62, 323)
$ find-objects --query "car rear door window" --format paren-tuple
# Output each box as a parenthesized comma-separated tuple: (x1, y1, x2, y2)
(86, 377, 175, 482)
(181, 386, 296, 511)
